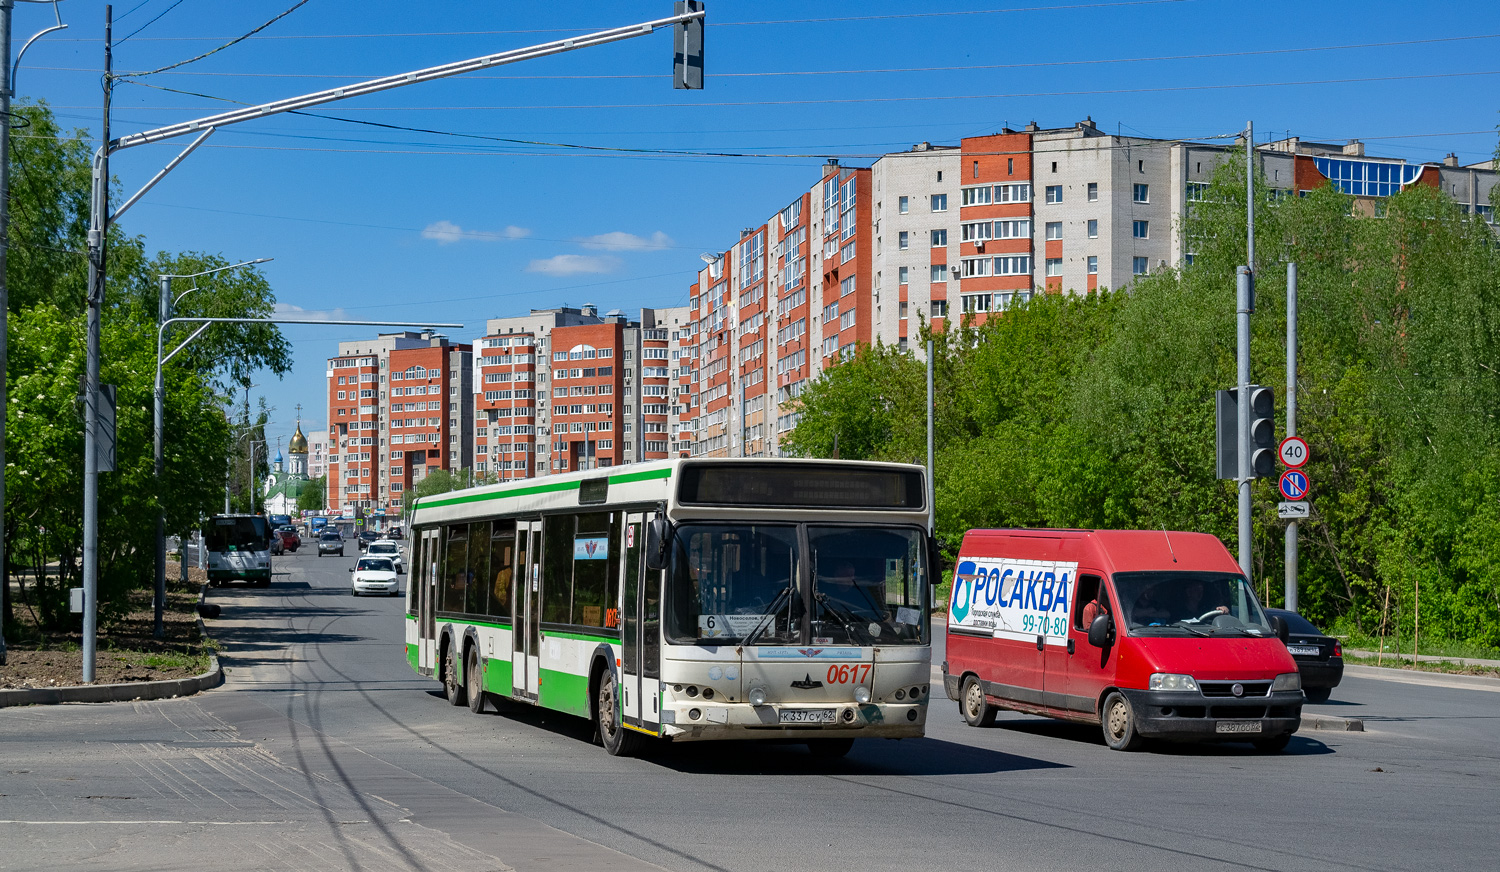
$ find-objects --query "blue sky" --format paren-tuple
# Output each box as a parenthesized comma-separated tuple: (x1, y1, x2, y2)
(19, 0, 1500, 456)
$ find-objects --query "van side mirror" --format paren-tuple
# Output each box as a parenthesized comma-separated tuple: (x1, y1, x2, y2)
(1268, 614, 1290, 642)
(644, 516, 671, 572)
(1087, 613, 1114, 648)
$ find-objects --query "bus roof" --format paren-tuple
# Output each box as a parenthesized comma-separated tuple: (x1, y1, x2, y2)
(409, 457, 929, 528)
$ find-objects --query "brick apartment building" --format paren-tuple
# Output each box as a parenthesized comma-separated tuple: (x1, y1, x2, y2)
(324, 122, 1496, 505)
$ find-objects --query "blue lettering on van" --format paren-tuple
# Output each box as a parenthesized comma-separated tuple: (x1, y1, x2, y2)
(1038, 572, 1056, 612)
(1023, 572, 1039, 611)
(1053, 573, 1071, 613)
(1005, 570, 1024, 609)
(951, 561, 975, 623)
(983, 567, 1001, 605)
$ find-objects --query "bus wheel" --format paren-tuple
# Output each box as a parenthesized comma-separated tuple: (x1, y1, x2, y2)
(806, 738, 855, 758)
(443, 644, 466, 707)
(1102, 691, 1145, 751)
(961, 675, 996, 727)
(466, 648, 486, 714)
(598, 670, 642, 757)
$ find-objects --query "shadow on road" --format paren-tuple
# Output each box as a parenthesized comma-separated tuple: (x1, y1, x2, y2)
(989, 716, 1334, 756)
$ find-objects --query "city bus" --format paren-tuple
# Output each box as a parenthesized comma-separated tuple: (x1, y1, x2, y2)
(205, 514, 273, 587)
(405, 458, 936, 757)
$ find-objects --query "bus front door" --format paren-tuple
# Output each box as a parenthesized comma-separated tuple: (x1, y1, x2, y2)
(512, 519, 542, 700)
(620, 511, 660, 734)
(418, 528, 439, 675)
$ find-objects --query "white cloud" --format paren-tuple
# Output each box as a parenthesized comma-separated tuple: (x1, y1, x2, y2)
(577, 230, 674, 252)
(421, 221, 530, 245)
(525, 254, 620, 276)
(274, 302, 348, 321)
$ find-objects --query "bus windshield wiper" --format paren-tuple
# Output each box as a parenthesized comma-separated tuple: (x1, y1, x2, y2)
(744, 584, 793, 647)
(815, 593, 871, 644)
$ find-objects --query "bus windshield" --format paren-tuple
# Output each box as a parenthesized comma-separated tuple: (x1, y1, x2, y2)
(666, 523, 928, 647)
(207, 517, 267, 552)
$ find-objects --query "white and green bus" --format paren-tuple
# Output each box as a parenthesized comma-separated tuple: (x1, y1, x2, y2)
(405, 457, 936, 757)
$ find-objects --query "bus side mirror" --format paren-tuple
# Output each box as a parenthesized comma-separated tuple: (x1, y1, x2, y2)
(644, 517, 671, 572)
(1268, 614, 1290, 642)
(927, 535, 943, 585)
(1087, 614, 1114, 648)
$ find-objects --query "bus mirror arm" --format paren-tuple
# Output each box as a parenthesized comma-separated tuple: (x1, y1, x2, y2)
(645, 516, 672, 572)
(927, 535, 944, 586)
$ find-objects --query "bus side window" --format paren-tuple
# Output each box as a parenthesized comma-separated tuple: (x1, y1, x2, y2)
(443, 524, 469, 613)
(488, 519, 516, 619)
(467, 521, 491, 616)
(542, 515, 575, 624)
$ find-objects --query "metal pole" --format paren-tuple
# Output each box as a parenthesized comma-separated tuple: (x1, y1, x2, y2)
(1236, 266, 1253, 578)
(153, 275, 168, 638)
(0, 0, 13, 667)
(1246, 120, 1255, 270)
(926, 339, 935, 536)
(1285, 262, 1298, 612)
(81, 6, 112, 684)
(245, 387, 254, 515)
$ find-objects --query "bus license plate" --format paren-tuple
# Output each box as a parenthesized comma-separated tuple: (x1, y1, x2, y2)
(1215, 720, 1263, 734)
(779, 709, 835, 724)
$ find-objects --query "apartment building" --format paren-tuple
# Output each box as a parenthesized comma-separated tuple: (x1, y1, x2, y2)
(325, 330, 470, 519)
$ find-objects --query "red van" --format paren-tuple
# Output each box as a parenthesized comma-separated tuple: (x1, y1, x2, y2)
(941, 528, 1303, 751)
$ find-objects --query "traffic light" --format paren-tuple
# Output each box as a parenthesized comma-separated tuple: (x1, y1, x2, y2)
(1248, 385, 1276, 478)
(673, 1, 705, 90)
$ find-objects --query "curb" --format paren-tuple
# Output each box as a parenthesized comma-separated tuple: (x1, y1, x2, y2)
(1343, 663, 1500, 693)
(1302, 712, 1364, 732)
(0, 585, 223, 709)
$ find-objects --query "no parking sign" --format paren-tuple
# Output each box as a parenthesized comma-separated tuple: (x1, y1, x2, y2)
(1278, 469, 1309, 501)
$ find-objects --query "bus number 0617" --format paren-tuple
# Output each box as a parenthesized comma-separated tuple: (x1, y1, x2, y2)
(826, 664, 871, 684)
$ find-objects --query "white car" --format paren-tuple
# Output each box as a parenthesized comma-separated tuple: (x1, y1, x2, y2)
(350, 556, 399, 597)
(365, 539, 404, 574)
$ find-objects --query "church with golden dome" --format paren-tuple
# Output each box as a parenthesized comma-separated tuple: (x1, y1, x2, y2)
(264, 418, 313, 516)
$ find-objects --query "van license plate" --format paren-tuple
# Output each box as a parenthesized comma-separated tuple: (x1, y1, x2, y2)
(779, 709, 835, 724)
(1215, 720, 1263, 734)
(1287, 645, 1320, 656)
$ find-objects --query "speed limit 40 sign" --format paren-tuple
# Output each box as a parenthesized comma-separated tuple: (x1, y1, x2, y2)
(1279, 436, 1309, 468)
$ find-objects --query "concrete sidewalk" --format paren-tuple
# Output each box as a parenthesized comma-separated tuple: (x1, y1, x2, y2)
(1345, 647, 1500, 669)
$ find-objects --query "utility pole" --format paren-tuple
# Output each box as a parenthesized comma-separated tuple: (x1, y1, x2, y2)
(926, 339, 935, 536)
(0, 0, 11, 667)
(1236, 121, 1255, 578)
(1285, 262, 1298, 611)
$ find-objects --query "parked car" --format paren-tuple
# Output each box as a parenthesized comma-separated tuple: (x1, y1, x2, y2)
(365, 539, 404, 574)
(349, 556, 399, 596)
(385, 527, 404, 540)
(317, 530, 345, 557)
(277, 527, 301, 552)
(1264, 608, 1344, 703)
(268, 532, 284, 556)
(357, 530, 380, 552)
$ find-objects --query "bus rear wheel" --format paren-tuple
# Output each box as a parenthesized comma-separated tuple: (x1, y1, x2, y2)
(443, 644, 466, 707)
(598, 670, 642, 757)
(466, 648, 487, 714)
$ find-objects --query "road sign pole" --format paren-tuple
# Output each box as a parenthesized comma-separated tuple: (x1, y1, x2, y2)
(1236, 265, 1253, 578)
(1285, 262, 1298, 612)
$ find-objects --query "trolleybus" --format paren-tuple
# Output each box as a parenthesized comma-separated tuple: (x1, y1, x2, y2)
(405, 458, 935, 757)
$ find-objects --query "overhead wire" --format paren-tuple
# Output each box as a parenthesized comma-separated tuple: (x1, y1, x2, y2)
(117, 0, 191, 45)
(122, 0, 312, 78)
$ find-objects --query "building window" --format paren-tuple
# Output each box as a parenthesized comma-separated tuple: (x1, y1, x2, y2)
(1087, 182, 1098, 201)
(1045, 185, 1063, 204)
(898, 231, 909, 250)
(1045, 258, 1062, 277)
(930, 229, 947, 247)
(961, 185, 991, 206)
(1007, 158, 1014, 175)
(898, 266, 909, 285)
(930, 264, 948, 283)
(899, 301, 908, 319)
(1133, 256, 1148, 275)
(898, 196, 909, 214)
(1087, 219, 1098, 238)
(1134, 183, 1149, 203)
(1045, 222, 1062, 240)
(930, 193, 948, 212)
(993, 256, 1032, 276)
(930, 300, 948, 318)
(1133, 220, 1149, 239)
(1087, 256, 1098, 275)
(840, 275, 856, 296)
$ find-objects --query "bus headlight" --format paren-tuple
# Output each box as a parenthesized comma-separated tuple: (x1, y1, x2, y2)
(748, 686, 768, 707)
(853, 686, 871, 704)
(1271, 672, 1302, 692)
(1148, 673, 1199, 692)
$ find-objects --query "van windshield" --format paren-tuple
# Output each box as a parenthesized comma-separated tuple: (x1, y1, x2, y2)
(1113, 571, 1271, 637)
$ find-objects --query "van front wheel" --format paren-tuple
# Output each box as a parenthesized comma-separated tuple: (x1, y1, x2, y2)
(1102, 691, 1145, 751)
(960, 675, 996, 727)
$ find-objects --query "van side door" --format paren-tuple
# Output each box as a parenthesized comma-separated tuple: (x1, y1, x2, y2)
(1063, 572, 1116, 719)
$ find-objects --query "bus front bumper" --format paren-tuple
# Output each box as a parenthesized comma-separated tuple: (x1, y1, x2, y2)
(658, 700, 927, 741)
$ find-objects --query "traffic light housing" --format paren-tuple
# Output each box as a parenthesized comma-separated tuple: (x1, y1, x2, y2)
(673, 1, 704, 90)
(1249, 386, 1276, 478)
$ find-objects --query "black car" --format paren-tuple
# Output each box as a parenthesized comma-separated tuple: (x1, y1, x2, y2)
(357, 530, 380, 552)
(1265, 608, 1344, 703)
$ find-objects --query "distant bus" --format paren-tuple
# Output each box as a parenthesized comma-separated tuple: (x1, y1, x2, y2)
(205, 514, 273, 587)
(267, 513, 293, 530)
(406, 458, 935, 758)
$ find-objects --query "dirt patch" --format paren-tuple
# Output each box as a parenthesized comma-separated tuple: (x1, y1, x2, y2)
(1, 561, 212, 689)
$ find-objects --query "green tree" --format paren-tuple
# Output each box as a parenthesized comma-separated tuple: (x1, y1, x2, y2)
(404, 469, 466, 515)
(297, 476, 327, 514)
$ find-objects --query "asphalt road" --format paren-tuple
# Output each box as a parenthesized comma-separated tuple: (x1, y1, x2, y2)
(2, 550, 1495, 871)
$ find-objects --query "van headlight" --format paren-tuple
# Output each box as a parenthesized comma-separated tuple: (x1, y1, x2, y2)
(1149, 673, 1199, 692)
(1271, 672, 1302, 692)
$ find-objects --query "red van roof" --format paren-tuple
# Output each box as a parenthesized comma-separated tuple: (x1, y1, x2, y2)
(959, 528, 1241, 576)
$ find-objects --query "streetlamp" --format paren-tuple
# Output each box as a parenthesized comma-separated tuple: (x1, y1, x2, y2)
(152, 259, 270, 638)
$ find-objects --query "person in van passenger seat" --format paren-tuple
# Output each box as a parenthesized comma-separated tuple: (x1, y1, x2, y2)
(1131, 585, 1171, 625)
